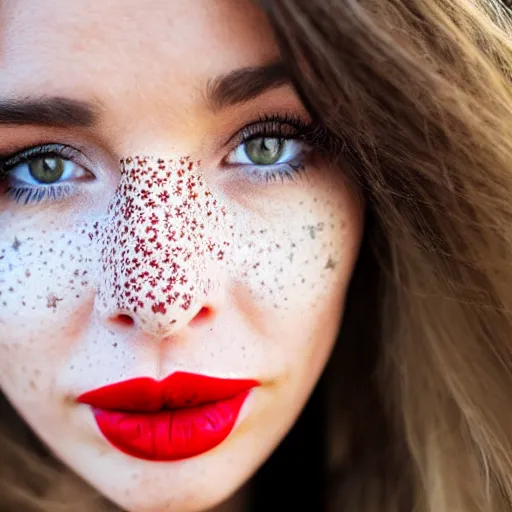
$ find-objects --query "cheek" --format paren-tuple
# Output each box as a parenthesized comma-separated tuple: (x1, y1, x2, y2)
(0, 224, 91, 326)
(0, 222, 96, 402)
(226, 190, 360, 359)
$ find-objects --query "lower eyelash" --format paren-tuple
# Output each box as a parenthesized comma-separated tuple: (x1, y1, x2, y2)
(5, 184, 73, 204)
(246, 161, 307, 185)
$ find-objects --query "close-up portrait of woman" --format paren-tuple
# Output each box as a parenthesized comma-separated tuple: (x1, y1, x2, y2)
(0, 0, 511, 511)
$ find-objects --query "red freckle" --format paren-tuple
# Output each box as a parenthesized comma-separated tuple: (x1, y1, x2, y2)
(158, 190, 170, 202)
(141, 247, 153, 258)
(152, 302, 167, 314)
(181, 293, 192, 310)
(166, 292, 179, 305)
(146, 291, 156, 300)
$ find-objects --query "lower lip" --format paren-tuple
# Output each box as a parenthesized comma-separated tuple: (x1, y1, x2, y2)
(89, 391, 251, 461)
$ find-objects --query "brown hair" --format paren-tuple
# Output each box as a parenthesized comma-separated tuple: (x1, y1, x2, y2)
(259, 0, 512, 510)
(1, 0, 512, 510)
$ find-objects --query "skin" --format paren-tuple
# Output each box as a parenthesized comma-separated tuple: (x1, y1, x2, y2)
(0, 1, 365, 511)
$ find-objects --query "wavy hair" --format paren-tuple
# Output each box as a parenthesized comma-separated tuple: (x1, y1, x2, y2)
(259, 0, 512, 510)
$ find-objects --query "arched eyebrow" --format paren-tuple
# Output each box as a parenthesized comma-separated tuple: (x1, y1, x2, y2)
(0, 96, 101, 127)
(205, 61, 291, 111)
(0, 62, 290, 127)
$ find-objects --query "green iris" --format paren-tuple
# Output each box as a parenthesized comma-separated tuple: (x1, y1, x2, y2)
(244, 138, 284, 165)
(29, 158, 65, 184)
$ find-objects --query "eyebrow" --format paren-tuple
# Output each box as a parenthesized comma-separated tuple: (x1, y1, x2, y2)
(205, 61, 291, 111)
(0, 62, 290, 128)
(0, 96, 100, 127)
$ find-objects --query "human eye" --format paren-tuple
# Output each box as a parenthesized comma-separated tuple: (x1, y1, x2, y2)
(0, 143, 93, 205)
(224, 114, 331, 185)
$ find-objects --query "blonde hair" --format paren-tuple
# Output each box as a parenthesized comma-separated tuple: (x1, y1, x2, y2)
(261, 0, 512, 510)
(1, 0, 512, 510)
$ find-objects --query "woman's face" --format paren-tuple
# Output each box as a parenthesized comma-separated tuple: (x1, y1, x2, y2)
(0, 1, 364, 510)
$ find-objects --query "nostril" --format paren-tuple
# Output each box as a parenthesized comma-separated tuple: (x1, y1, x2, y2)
(116, 314, 135, 328)
(191, 306, 212, 326)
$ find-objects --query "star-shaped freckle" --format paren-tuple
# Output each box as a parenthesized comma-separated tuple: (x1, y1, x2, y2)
(46, 294, 63, 310)
(12, 237, 21, 251)
(324, 256, 337, 270)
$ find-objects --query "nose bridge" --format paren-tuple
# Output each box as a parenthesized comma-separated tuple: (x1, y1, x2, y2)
(93, 155, 229, 334)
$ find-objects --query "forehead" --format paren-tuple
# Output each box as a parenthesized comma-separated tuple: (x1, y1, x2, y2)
(0, 0, 278, 101)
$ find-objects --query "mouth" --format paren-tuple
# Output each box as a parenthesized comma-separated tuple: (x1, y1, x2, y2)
(77, 372, 259, 461)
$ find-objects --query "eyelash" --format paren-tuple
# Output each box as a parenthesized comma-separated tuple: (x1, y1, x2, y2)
(0, 114, 331, 205)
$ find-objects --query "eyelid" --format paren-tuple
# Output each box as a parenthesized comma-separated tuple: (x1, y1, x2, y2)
(223, 113, 314, 150)
(0, 143, 92, 176)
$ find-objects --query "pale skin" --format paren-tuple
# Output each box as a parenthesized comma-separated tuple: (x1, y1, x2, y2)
(0, 1, 365, 511)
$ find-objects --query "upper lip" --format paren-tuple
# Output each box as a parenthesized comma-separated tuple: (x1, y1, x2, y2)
(77, 371, 259, 412)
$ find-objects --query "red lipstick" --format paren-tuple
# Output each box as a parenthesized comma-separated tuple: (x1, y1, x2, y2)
(77, 372, 259, 461)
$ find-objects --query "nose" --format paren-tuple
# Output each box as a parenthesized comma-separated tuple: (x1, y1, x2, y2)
(91, 155, 228, 338)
